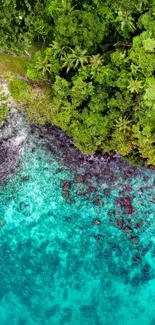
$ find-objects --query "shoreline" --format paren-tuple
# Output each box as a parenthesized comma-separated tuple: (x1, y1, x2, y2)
(0, 79, 155, 181)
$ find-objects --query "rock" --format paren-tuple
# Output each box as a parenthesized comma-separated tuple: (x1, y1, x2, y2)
(93, 218, 101, 226)
(93, 199, 103, 206)
(125, 170, 133, 178)
(115, 196, 133, 214)
(97, 177, 103, 184)
(20, 201, 25, 210)
(63, 182, 71, 191)
(61, 181, 71, 191)
(141, 249, 148, 256)
(119, 190, 126, 196)
(151, 196, 155, 203)
(84, 180, 92, 186)
(77, 191, 84, 196)
(105, 169, 113, 176)
(123, 219, 131, 227)
(149, 165, 155, 170)
(75, 175, 84, 183)
(108, 210, 116, 217)
(125, 186, 132, 192)
(21, 175, 30, 182)
(94, 234, 103, 242)
(132, 254, 141, 265)
(115, 218, 123, 229)
(123, 196, 132, 207)
(135, 173, 141, 179)
(88, 186, 96, 193)
(134, 220, 143, 229)
(85, 174, 91, 179)
(104, 189, 110, 196)
(62, 191, 69, 198)
(123, 225, 132, 234)
(115, 198, 122, 208)
(141, 264, 151, 281)
(131, 276, 141, 286)
(130, 236, 139, 244)
(125, 206, 133, 214)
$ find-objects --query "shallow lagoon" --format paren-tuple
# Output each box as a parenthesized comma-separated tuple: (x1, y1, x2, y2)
(0, 129, 155, 325)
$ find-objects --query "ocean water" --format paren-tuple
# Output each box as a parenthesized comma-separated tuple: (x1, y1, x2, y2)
(0, 131, 155, 325)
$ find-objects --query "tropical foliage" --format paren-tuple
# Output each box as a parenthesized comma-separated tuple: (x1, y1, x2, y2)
(1, 0, 155, 165)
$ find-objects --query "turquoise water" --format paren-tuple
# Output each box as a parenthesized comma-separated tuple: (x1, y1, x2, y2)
(0, 131, 155, 325)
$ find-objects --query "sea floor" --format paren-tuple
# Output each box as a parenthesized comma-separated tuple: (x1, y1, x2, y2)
(0, 130, 155, 325)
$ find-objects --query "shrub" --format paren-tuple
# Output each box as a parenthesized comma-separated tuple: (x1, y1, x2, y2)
(8, 78, 31, 102)
(0, 103, 9, 123)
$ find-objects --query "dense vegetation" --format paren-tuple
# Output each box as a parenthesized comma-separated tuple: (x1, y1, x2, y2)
(1, 0, 155, 165)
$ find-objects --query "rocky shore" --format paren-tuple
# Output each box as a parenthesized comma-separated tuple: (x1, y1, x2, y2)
(0, 79, 155, 184)
(0, 80, 28, 180)
(0, 108, 28, 180)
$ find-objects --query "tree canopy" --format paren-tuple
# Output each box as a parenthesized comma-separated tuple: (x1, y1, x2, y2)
(1, 0, 155, 165)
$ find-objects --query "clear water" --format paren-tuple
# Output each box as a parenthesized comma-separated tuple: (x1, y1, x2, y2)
(0, 133, 155, 325)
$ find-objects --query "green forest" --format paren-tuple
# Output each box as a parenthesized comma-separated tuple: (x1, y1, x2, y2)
(1, 0, 155, 165)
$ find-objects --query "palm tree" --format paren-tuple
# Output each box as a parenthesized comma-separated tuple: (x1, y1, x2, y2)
(61, 46, 88, 72)
(57, 0, 76, 13)
(130, 63, 141, 76)
(60, 53, 75, 73)
(49, 41, 68, 58)
(115, 116, 132, 134)
(118, 10, 136, 32)
(89, 54, 104, 78)
(89, 54, 104, 69)
(35, 51, 51, 76)
(128, 78, 143, 94)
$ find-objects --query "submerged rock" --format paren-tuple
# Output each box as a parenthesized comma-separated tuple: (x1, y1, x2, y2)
(123, 225, 132, 234)
(108, 210, 116, 218)
(93, 199, 103, 206)
(21, 175, 30, 182)
(125, 186, 132, 192)
(125, 206, 133, 214)
(77, 190, 84, 196)
(115, 196, 133, 214)
(93, 218, 101, 226)
(132, 254, 141, 265)
(94, 234, 103, 242)
(115, 218, 123, 229)
(75, 174, 84, 183)
(131, 276, 142, 287)
(61, 181, 71, 191)
(103, 189, 110, 196)
(88, 186, 96, 193)
(134, 220, 143, 229)
(141, 264, 151, 281)
(130, 236, 139, 244)
(62, 190, 70, 198)
(125, 170, 133, 178)
(20, 201, 25, 210)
